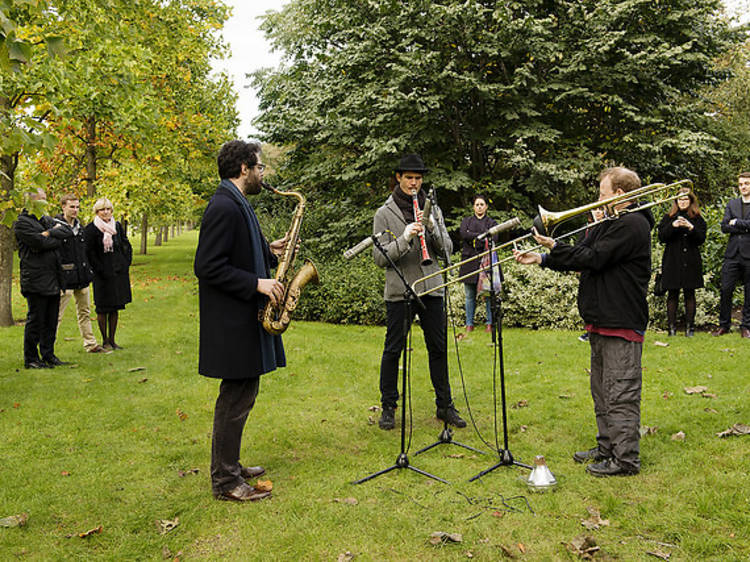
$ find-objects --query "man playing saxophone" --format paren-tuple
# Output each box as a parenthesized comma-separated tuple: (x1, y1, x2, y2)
(372, 153, 466, 431)
(194, 140, 287, 502)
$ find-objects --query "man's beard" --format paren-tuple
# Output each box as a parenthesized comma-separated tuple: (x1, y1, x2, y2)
(245, 176, 262, 195)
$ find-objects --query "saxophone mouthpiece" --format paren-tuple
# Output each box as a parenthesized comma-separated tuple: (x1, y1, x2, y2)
(261, 181, 275, 192)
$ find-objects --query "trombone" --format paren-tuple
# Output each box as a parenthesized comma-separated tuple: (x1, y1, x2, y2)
(412, 179, 693, 297)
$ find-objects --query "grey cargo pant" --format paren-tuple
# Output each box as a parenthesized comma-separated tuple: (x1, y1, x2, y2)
(589, 333, 642, 470)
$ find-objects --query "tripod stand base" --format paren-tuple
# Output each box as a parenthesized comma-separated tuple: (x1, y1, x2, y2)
(468, 449, 532, 482)
(353, 453, 449, 485)
(414, 426, 486, 456)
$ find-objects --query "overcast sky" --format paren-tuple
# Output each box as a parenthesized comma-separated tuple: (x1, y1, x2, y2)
(215, 0, 749, 140)
(212, 1, 288, 139)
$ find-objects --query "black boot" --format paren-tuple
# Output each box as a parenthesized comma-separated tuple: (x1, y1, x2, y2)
(378, 407, 395, 430)
(436, 406, 467, 428)
(685, 323, 694, 337)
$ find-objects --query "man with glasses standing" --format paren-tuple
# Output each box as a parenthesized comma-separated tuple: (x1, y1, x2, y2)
(195, 140, 288, 502)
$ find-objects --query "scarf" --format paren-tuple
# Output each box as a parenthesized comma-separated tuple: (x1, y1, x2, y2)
(94, 215, 117, 252)
(220, 179, 286, 374)
(392, 186, 426, 224)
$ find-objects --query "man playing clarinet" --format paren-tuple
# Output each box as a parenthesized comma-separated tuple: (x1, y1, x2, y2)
(372, 153, 466, 431)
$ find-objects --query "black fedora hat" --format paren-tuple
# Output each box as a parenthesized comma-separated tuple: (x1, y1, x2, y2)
(395, 153, 429, 174)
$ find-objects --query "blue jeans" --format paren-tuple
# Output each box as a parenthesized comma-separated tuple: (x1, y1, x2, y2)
(464, 283, 492, 327)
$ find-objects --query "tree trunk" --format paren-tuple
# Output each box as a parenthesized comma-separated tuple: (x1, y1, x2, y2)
(155, 227, 162, 246)
(163, 225, 168, 243)
(85, 117, 97, 197)
(0, 149, 18, 327)
(171, 225, 176, 238)
(140, 214, 148, 255)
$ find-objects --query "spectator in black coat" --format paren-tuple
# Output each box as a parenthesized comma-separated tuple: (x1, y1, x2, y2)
(458, 195, 499, 334)
(84, 198, 132, 350)
(713, 172, 750, 339)
(13, 188, 72, 369)
(54, 194, 106, 353)
(657, 188, 706, 337)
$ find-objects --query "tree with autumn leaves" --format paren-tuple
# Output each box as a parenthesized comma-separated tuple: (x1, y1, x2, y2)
(0, 0, 237, 326)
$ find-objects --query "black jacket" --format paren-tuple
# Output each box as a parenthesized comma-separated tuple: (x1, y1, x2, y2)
(657, 211, 706, 290)
(545, 205, 654, 331)
(53, 215, 94, 290)
(194, 185, 281, 379)
(14, 210, 72, 296)
(458, 214, 498, 284)
(720, 197, 750, 260)
(84, 221, 132, 309)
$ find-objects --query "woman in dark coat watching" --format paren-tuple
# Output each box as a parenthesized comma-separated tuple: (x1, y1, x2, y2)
(84, 197, 132, 350)
(458, 195, 498, 334)
(657, 188, 706, 337)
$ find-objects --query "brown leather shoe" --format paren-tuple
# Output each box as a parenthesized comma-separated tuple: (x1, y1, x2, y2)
(712, 327, 731, 336)
(215, 482, 271, 502)
(741, 328, 750, 339)
(240, 466, 266, 479)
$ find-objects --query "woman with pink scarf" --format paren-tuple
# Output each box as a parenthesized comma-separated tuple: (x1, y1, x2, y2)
(84, 198, 132, 350)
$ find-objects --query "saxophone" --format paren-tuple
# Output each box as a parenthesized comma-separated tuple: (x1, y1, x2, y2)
(261, 182, 320, 335)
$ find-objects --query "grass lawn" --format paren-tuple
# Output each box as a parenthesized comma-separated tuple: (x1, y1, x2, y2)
(1, 230, 748, 560)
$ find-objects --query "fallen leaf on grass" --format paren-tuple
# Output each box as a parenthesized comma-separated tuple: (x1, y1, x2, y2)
(337, 551, 355, 562)
(61, 470, 70, 476)
(517, 543, 526, 554)
(466, 551, 474, 558)
(429, 531, 463, 545)
(716, 423, 750, 438)
(78, 525, 103, 538)
(177, 468, 199, 477)
(499, 544, 517, 558)
(581, 507, 610, 530)
(334, 497, 358, 505)
(491, 511, 505, 518)
(138, 378, 148, 383)
(519, 425, 528, 432)
(653, 341, 669, 347)
(702, 392, 717, 399)
(254, 479, 273, 492)
(447, 453, 465, 459)
(640, 426, 658, 437)
(662, 391, 672, 400)
(367, 416, 375, 425)
(0, 513, 28, 528)
(671, 431, 686, 441)
(704, 408, 718, 414)
(156, 518, 179, 535)
(684, 386, 708, 395)
(367, 405, 381, 412)
(511, 400, 528, 409)
(13, 403, 20, 409)
(558, 394, 571, 399)
(646, 548, 671, 560)
(128, 366, 146, 372)
(176, 409, 188, 421)
(566, 535, 600, 559)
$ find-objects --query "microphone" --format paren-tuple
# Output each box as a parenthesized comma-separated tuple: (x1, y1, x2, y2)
(343, 231, 386, 260)
(477, 217, 522, 241)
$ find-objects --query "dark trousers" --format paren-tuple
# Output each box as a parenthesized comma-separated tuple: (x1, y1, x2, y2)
(211, 377, 260, 495)
(379, 296, 452, 410)
(589, 333, 642, 470)
(24, 293, 61, 364)
(718, 257, 750, 329)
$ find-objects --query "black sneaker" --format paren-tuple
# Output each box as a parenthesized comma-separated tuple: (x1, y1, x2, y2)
(573, 447, 610, 464)
(586, 458, 639, 477)
(378, 407, 395, 430)
(436, 406, 467, 428)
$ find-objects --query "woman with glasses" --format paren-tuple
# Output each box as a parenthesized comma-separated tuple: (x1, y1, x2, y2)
(657, 188, 706, 337)
(84, 198, 133, 350)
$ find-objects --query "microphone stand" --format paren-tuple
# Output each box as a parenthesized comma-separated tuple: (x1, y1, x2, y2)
(469, 239, 531, 481)
(414, 187, 485, 457)
(353, 234, 448, 485)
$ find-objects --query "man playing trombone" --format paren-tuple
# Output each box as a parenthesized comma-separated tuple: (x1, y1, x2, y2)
(514, 167, 653, 477)
(372, 153, 466, 431)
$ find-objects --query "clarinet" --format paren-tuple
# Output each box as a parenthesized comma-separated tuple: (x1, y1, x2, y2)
(411, 190, 433, 266)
